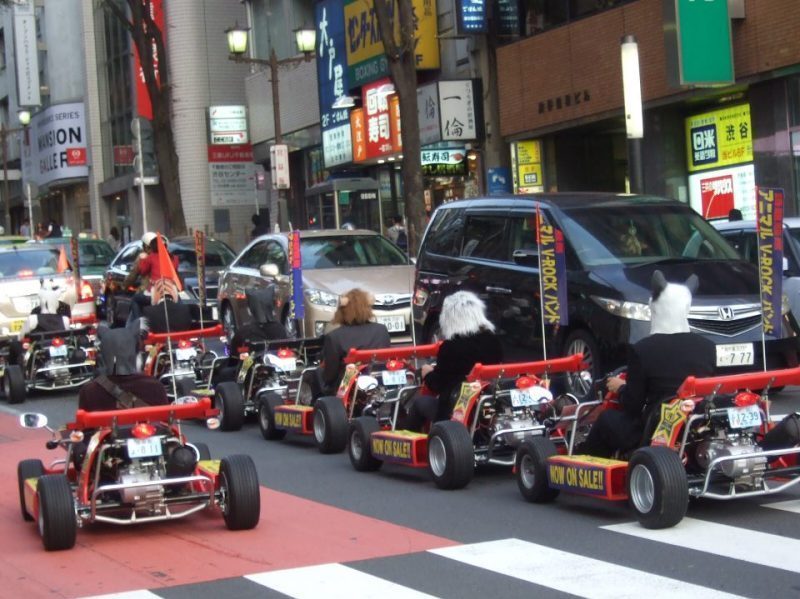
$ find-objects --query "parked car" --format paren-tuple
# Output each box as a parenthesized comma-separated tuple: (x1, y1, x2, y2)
(217, 229, 414, 342)
(0, 246, 95, 336)
(712, 217, 800, 318)
(414, 194, 800, 398)
(101, 236, 236, 326)
(30, 237, 116, 302)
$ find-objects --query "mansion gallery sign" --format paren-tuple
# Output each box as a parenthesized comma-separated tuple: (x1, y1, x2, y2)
(22, 102, 89, 187)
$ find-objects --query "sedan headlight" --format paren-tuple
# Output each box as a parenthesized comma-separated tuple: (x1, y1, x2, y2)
(782, 293, 790, 316)
(592, 296, 651, 321)
(304, 288, 338, 307)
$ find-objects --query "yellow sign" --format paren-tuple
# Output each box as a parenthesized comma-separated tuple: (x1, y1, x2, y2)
(512, 140, 543, 193)
(516, 140, 541, 164)
(548, 463, 606, 493)
(686, 104, 753, 172)
(275, 410, 303, 429)
(650, 400, 687, 447)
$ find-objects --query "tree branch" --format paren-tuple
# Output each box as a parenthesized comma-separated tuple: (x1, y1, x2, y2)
(374, 0, 401, 61)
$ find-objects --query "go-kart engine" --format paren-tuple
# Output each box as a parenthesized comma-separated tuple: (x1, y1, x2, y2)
(44, 357, 70, 380)
(118, 461, 164, 505)
(491, 409, 537, 448)
(695, 436, 767, 479)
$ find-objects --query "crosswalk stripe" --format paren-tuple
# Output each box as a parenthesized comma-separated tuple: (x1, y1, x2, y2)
(246, 563, 438, 599)
(430, 538, 744, 599)
(81, 591, 162, 599)
(762, 498, 800, 514)
(603, 517, 800, 574)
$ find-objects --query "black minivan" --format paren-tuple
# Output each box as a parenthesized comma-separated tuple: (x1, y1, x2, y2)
(413, 194, 799, 397)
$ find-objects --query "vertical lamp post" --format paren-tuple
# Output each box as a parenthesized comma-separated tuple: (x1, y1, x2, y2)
(621, 34, 644, 194)
(1, 109, 32, 234)
(226, 24, 316, 230)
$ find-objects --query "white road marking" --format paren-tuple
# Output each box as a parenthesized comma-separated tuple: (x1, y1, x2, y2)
(430, 538, 744, 599)
(603, 517, 800, 574)
(246, 562, 439, 599)
(762, 498, 800, 514)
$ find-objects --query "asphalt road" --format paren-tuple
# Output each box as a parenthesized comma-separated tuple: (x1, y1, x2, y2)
(2, 387, 799, 599)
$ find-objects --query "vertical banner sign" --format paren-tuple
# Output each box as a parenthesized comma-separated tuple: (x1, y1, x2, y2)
(132, 0, 165, 119)
(536, 207, 568, 326)
(350, 108, 367, 162)
(756, 187, 784, 337)
(13, 0, 41, 107)
(362, 78, 394, 159)
(666, 0, 734, 86)
(194, 230, 206, 307)
(70, 237, 81, 299)
(289, 231, 304, 321)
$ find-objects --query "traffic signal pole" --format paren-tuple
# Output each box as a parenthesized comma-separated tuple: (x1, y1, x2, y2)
(133, 117, 148, 231)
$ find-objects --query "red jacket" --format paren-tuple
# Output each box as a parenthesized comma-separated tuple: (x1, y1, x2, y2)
(138, 252, 179, 285)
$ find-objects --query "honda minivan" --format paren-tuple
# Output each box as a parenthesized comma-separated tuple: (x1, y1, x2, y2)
(413, 194, 799, 397)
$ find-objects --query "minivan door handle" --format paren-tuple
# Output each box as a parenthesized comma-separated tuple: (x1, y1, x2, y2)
(486, 286, 512, 295)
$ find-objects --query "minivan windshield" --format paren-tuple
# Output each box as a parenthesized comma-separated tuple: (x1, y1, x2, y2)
(558, 202, 740, 268)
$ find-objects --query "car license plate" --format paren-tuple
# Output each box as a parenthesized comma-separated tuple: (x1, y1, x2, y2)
(176, 348, 197, 361)
(510, 388, 538, 408)
(126, 437, 163, 459)
(49, 345, 68, 358)
(716, 343, 754, 367)
(727, 404, 762, 429)
(376, 315, 405, 333)
(381, 369, 407, 386)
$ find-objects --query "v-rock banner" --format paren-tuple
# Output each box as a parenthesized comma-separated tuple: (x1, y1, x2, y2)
(756, 187, 784, 338)
(536, 206, 568, 327)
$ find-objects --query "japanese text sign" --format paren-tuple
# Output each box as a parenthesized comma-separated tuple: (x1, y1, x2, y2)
(686, 104, 752, 172)
(362, 78, 394, 159)
(536, 207, 568, 326)
(756, 187, 784, 337)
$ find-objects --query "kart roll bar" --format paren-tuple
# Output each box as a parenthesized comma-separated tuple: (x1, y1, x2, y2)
(67, 398, 217, 430)
(344, 341, 442, 364)
(677, 365, 800, 398)
(144, 323, 223, 345)
(466, 353, 587, 382)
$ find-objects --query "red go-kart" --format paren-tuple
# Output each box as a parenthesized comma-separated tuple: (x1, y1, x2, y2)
(17, 398, 260, 551)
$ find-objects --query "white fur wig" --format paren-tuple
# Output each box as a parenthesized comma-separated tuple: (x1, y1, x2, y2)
(38, 279, 62, 314)
(649, 270, 698, 335)
(440, 290, 495, 340)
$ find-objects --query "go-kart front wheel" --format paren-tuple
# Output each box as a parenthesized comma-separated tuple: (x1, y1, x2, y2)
(428, 421, 474, 490)
(348, 417, 382, 471)
(627, 446, 688, 529)
(314, 396, 348, 454)
(4, 365, 25, 404)
(219, 455, 260, 531)
(216, 382, 245, 432)
(257, 392, 287, 441)
(18, 459, 44, 521)
(37, 474, 76, 551)
(516, 437, 560, 503)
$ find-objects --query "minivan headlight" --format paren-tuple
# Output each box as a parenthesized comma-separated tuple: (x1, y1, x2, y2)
(592, 296, 651, 321)
(782, 293, 790, 316)
(305, 288, 338, 307)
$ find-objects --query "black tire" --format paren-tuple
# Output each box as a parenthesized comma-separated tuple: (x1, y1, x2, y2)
(563, 330, 602, 400)
(427, 421, 474, 490)
(221, 303, 237, 345)
(257, 392, 287, 440)
(220, 455, 260, 531)
(216, 381, 245, 432)
(18, 459, 44, 521)
(627, 446, 688, 529)
(314, 396, 348, 454)
(4, 365, 25, 404)
(37, 474, 76, 551)
(348, 417, 383, 471)
(193, 442, 211, 461)
(516, 437, 560, 503)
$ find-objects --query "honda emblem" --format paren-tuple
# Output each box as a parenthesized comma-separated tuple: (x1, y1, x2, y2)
(718, 306, 734, 320)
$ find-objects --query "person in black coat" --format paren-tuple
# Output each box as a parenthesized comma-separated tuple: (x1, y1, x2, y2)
(406, 290, 504, 431)
(578, 271, 716, 457)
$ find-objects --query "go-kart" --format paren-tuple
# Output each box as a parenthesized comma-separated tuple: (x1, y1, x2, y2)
(17, 397, 261, 551)
(347, 353, 586, 489)
(22, 326, 95, 392)
(213, 336, 324, 432)
(261, 343, 441, 454)
(515, 366, 800, 529)
(0, 336, 25, 403)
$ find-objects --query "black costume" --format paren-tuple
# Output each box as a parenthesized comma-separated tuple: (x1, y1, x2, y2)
(320, 322, 391, 394)
(142, 300, 193, 334)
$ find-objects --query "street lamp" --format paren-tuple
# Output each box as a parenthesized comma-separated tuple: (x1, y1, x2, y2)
(226, 24, 316, 230)
(621, 34, 644, 194)
(1, 110, 32, 234)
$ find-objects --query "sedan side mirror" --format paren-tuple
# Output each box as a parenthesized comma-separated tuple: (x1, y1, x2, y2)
(259, 263, 279, 278)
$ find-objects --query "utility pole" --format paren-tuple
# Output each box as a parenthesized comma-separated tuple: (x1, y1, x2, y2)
(132, 117, 148, 231)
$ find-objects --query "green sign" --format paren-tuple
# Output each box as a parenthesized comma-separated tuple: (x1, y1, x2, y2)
(668, 0, 734, 86)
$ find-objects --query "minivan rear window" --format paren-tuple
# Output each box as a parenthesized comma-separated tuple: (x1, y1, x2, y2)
(424, 208, 464, 256)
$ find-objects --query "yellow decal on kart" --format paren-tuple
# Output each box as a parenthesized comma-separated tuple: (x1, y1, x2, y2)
(650, 400, 687, 447)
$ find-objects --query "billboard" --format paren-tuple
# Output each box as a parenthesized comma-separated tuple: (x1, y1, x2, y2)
(686, 104, 752, 173)
(22, 102, 89, 187)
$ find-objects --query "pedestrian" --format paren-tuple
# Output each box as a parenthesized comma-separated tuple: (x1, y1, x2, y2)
(46, 219, 62, 238)
(106, 226, 121, 251)
(387, 215, 407, 251)
(728, 208, 743, 221)
(19, 218, 30, 237)
(35, 222, 46, 240)
(251, 213, 270, 239)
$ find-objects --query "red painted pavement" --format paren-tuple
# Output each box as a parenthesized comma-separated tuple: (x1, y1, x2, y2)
(0, 413, 457, 598)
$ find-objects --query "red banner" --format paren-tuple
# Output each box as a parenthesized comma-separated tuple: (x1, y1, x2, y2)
(351, 108, 366, 163)
(132, 0, 165, 120)
(362, 78, 394, 160)
(207, 144, 254, 163)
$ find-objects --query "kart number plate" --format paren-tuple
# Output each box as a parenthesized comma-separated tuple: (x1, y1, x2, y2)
(727, 404, 762, 429)
(176, 348, 197, 361)
(10, 319, 24, 333)
(510, 388, 537, 407)
(716, 343, 754, 367)
(273, 357, 297, 372)
(376, 315, 405, 333)
(49, 345, 68, 358)
(381, 369, 407, 386)
(126, 437, 163, 459)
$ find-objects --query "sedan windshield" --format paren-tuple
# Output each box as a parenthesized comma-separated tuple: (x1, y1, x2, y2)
(172, 240, 236, 272)
(558, 202, 740, 267)
(0, 249, 69, 277)
(300, 235, 407, 269)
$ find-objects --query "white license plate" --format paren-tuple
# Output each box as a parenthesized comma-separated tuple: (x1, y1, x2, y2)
(273, 357, 297, 372)
(126, 437, 163, 459)
(381, 369, 407, 386)
(510, 388, 538, 408)
(727, 404, 762, 429)
(176, 348, 197, 361)
(716, 343, 754, 367)
(49, 345, 68, 358)
(376, 315, 405, 333)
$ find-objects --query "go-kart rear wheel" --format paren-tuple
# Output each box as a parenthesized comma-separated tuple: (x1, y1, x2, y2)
(314, 396, 348, 454)
(193, 442, 211, 461)
(37, 474, 76, 551)
(220, 455, 260, 531)
(348, 417, 382, 471)
(257, 392, 287, 441)
(17, 459, 44, 521)
(216, 382, 245, 432)
(516, 437, 560, 503)
(428, 421, 474, 490)
(627, 446, 688, 529)
(4, 364, 25, 404)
